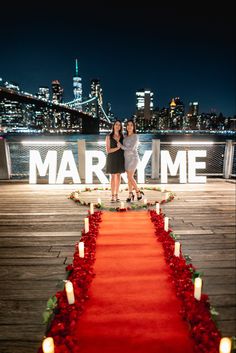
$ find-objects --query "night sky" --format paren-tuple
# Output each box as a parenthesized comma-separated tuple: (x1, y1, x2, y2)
(1, 2, 235, 118)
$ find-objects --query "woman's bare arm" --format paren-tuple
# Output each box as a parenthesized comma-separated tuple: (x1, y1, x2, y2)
(106, 135, 120, 153)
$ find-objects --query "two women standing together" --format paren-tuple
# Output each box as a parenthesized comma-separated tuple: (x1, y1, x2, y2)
(106, 120, 144, 203)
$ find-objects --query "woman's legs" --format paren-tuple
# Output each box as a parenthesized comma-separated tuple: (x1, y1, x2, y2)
(114, 174, 121, 196)
(127, 175, 133, 193)
(110, 174, 121, 201)
(111, 174, 116, 199)
(126, 170, 138, 192)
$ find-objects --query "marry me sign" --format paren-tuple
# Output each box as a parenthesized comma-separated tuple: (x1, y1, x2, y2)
(29, 142, 207, 184)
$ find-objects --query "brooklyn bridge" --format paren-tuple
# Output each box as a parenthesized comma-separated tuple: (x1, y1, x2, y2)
(0, 86, 112, 134)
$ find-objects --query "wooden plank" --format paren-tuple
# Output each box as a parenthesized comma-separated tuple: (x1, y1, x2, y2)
(0, 257, 67, 265)
(0, 180, 235, 345)
(0, 266, 66, 280)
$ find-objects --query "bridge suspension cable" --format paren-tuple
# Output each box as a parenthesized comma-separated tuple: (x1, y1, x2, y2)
(66, 96, 97, 106)
(66, 95, 111, 124)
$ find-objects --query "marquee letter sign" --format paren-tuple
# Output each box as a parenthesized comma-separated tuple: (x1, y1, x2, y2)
(29, 148, 207, 184)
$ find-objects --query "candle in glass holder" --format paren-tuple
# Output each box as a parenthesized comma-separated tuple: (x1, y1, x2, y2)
(219, 337, 232, 353)
(194, 277, 202, 300)
(65, 280, 75, 304)
(120, 201, 125, 209)
(84, 218, 89, 233)
(90, 203, 94, 215)
(97, 198, 101, 205)
(164, 217, 169, 231)
(174, 242, 180, 257)
(42, 337, 54, 353)
(143, 198, 147, 205)
(156, 203, 160, 215)
(78, 241, 84, 258)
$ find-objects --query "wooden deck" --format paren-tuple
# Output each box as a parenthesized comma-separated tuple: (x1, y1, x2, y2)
(0, 180, 235, 353)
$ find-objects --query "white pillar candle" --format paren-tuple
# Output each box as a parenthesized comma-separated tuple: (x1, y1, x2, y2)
(174, 241, 181, 257)
(164, 217, 169, 231)
(120, 201, 125, 209)
(164, 192, 169, 200)
(74, 192, 79, 199)
(97, 198, 101, 205)
(90, 203, 94, 215)
(219, 337, 232, 353)
(84, 218, 89, 233)
(143, 198, 147, 205)
(65, 280, 75, 304)
(42, 337, 54, 353)
(156, 203, 160, 215)
(194, 277, 202, 300)
(78, 241, 84, 258)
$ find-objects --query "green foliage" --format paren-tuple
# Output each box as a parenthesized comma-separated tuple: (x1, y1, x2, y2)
(210, 306, 219, 322)
(170, 232, 178, 240)
(184, 254, 192, 263)
(191, 270, 204, 282)
(42, 296, 57, 325)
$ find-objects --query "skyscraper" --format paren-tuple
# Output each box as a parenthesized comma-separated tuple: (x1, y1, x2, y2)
(188, 102, 199, 117)
(0, 81, 23, 129)
(73, 59, 82, 110)
(169, 97, 185, 129)
(90, 79, 103, 104)
(52, 80, 63, 103)
(136, 89, 154, 120)
(89, 79, 103, 118)
(37, 87, 50, 101)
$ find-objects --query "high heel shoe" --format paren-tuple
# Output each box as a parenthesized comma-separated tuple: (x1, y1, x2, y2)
(115, 194, 120, 202)
(111, 195, 115, 203)
(126, 192, 134, 202)
(136, 189, 144, 201)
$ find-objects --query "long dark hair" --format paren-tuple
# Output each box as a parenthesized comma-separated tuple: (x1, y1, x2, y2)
(126, 119, 137, 134)
(110, 120, 123, 139)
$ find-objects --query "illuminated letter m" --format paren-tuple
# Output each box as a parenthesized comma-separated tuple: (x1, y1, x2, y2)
(29, 150, 57, 184)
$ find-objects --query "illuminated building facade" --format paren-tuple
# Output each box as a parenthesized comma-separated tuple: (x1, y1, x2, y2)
(0, 82, 23, 129)
(88, 79, 103, 118)
(37, 87, 50, 101)
(169, 97, 185, 129)
(52, 80, 63, 103)
(73, 59, 82, 110)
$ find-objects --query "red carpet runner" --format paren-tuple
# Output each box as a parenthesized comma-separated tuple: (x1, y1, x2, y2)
(75, 211, 195, 353)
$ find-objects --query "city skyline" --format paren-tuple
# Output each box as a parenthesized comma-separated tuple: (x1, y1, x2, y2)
(0, 73, 234, 119)
(0, 3, 235, 117)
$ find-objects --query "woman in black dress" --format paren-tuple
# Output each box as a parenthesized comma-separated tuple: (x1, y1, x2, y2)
(106, 120, 125, 202)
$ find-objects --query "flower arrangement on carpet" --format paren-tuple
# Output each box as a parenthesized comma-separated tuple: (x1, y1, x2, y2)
(149, 210, 222, 353)
(38, 211, 102, 353)
(69, 186, 175, 211)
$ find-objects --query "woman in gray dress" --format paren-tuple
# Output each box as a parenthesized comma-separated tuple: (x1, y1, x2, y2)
(117, 120, 144, 202)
